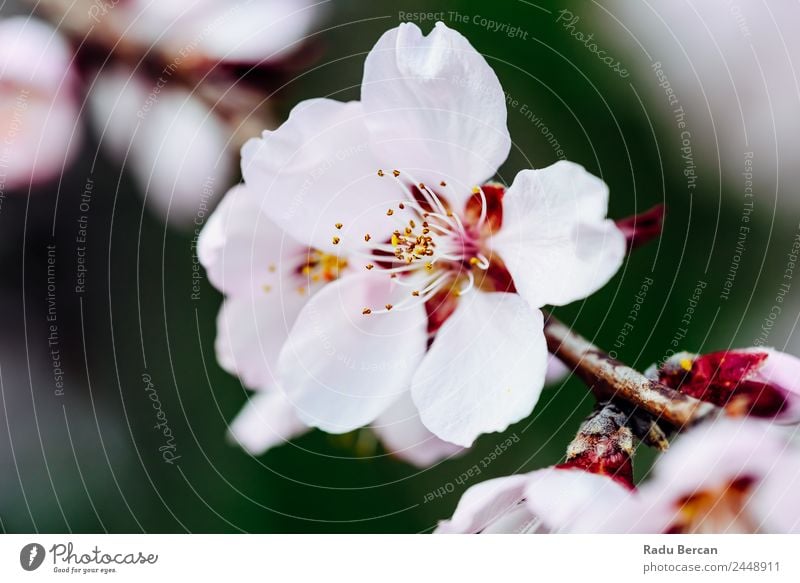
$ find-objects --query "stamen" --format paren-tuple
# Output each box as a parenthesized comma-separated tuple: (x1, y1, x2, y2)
(473, 185, 488, 228)
(458, 271, 475, 296)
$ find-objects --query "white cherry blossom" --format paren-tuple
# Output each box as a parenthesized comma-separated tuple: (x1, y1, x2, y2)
(241, 22, 625, 447)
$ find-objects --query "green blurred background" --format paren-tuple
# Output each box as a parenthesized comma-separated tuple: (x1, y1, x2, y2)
(0, 0, 793, 533)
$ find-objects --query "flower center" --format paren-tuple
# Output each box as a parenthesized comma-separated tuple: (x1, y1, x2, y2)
(668, 476, 757, 534)
(261, 249, 347, 296)
(332, 169, 512, 321)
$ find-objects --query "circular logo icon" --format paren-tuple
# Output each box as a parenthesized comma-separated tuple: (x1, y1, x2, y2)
(20, 543, 46, 571)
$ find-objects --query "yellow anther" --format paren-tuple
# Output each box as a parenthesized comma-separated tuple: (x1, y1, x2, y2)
(262, 285, 272, 294)
(364, 233, 372, 242)
(387, 209, 394, 216)
(362, 308, 372, 315)
(679, 358, 693, 371)
(332, 236, 340, 245)
(412, 290, 420, 297)
(419, 183, 425, 190)
(365, 264, 374, 270)
(391, 233, 400, 247)
(469, 257, 479, 266)
(385, 304, 393, 311)
(268, 264, 276, 273)
(335, 222, 343, 230)
(377, 169, 385, 177)
(472, 186, 481, 194)
(392, 170, 400, 177)
(424, 262, 433, 272)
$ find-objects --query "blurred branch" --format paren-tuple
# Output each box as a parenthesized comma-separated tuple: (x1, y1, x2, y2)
(32, 0, 277, 150)
(616, 204, 665, 252)
(544, 315, 717, 430)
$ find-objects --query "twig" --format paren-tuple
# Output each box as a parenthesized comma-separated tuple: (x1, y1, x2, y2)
(544, 315, 717, 429)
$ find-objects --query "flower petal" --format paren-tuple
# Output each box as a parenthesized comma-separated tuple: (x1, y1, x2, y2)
(227, 390, 310, 455)
(278, 271, 428, 433)
(198, 184, 307, 297)
(491, 162, 626, 307)
(749, 442, 800, 533)
(216, 291, 307, 392)
(241, 98, 400, 253)
(191, 0, 318, 64)
(412, 292, 547, 447)
(108, 0, 318, 64)
(0, 17, 82, 189)
(753, 349, 800, 423)
(134, 88, 233, 225)
(435, 474, 535, 534)
(372, 392, 463, 467)
(545, 353, 570, 385)
(627, 419, 786, 533)
(524, 467, 633, 533)
(361, 22, 510, 201)
(89, 69, 233, 225)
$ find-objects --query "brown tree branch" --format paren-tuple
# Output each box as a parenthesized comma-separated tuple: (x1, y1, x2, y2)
(544, 315, 717, 429)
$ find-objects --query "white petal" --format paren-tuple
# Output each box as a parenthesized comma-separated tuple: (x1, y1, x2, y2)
(0, 17, 75, 94)
(372, 392, 463, 467)
(524, 468, 633, 533)
(241, 98, 399, 253)
(412, 292, 547, 447)
(1, 92, 82, 190)
(0, 17, 81, 189)
(88, 67, 147, 160)
(545, 353, 570, 385)
(198, 184, 307, 297)
(89, 69, 233, 225)
(435, 474, 535, 534)
(216, 291, 307, 392)
(109, 0, 317, 64)
(361, 22, 510, 201)
(627, 419, 785, 533)
(193, 0, 318, 64)
(753, 349, 800, 423)
(132, 88, 233, 225)
(749, 445, 800, 533)
(227, 391, 310, 455)
(278, 272, 428, 433)
(491, 162, 626, 307)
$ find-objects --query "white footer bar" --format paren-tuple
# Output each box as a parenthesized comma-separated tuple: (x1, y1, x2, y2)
(0, 534, 797, 581)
